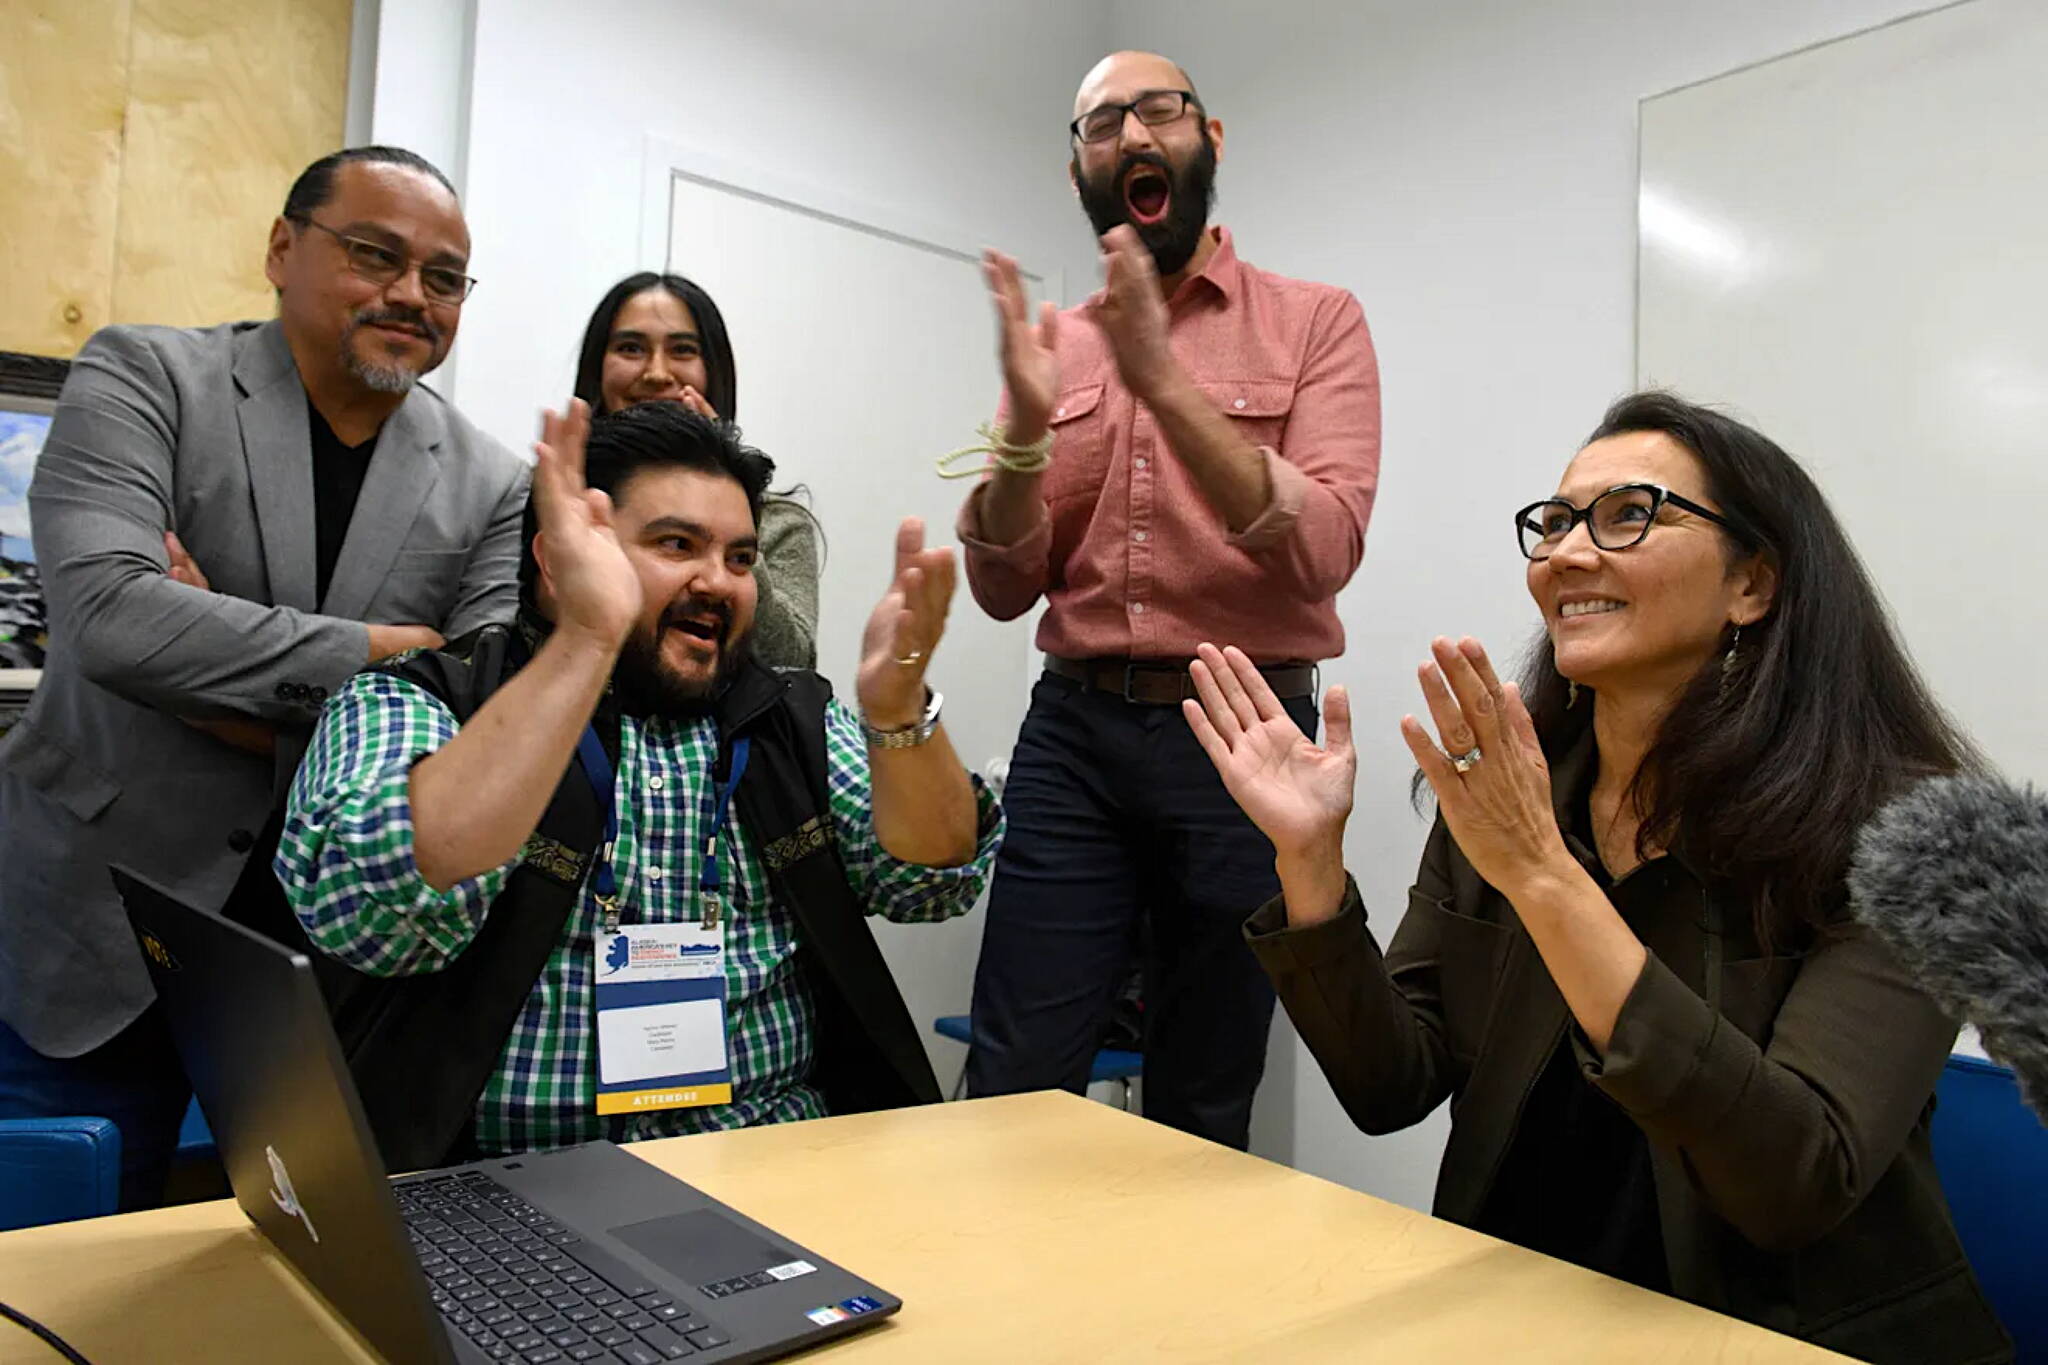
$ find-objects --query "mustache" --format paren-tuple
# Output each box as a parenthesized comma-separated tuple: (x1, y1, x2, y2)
(351, 307, 442, 346)
(1113, 149, 1172, 189)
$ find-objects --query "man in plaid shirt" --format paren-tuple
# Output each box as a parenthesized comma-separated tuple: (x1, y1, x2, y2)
(276, 399, 1000, 1158)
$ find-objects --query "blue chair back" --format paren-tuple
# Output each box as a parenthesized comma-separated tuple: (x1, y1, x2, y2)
(1933, 1054, 2048, 1361)
(0, 1116, 121, 1230)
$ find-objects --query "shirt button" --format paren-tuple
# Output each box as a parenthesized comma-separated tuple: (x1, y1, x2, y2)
(1133, 531, 1147, 543)
(1233, 397, 1248, 410)
(1131, 603, 1146, 615)
(1134, 458, 1148, 471)
(648, 867, 663, 880)
(649, 775, 664, 791)
(227, 829, 255, 853)
(1055, 406, 1067, 418)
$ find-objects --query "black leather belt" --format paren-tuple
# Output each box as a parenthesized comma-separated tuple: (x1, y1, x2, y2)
(1044, 655, 1317, 705)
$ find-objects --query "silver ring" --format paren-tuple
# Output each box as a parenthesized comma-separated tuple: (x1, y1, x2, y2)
(894, 651, 925, 667)
(1451, 746, 1483, 774)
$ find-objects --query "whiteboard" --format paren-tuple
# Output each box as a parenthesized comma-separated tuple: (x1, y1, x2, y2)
(1638, 0, 2048, 785)
(658, 154, 1055, 1076)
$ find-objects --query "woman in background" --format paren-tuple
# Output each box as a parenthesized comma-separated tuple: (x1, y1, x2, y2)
(573, 272, 823, 670)
(1185, 392, 2010, 1363)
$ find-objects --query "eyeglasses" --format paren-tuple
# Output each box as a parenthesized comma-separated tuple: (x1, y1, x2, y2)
(290, 215, 477, 304)
(1070, 90, 1201, 145)
(1514, 483, 1744, 560)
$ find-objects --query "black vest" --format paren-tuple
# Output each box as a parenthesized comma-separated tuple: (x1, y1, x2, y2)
(241, 622, 943, 1172)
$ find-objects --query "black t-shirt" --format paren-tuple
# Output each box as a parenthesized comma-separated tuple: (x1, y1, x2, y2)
(308, 399, 378, 604)
(1473, 795, 1673, 1294)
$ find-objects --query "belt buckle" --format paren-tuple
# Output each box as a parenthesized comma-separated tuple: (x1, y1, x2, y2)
(1121, 662, 1144, 704)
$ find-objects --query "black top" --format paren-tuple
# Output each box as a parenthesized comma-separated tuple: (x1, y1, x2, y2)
(1474, 793, 1672, 1294)
(308, 398, 378, 604)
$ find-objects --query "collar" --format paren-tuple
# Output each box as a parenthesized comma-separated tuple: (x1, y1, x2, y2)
(1180, 224, 1241, 304)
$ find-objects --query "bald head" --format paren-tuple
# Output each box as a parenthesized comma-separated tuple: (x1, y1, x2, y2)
(1074, 50, 1199, 120)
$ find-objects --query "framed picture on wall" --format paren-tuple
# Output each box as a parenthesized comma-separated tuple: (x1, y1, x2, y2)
(1, 350, 67, 702)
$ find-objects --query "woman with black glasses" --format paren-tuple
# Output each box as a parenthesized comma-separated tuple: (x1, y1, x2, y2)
(571, 272, 822, 669)
(1184, 392, 2009, 1363)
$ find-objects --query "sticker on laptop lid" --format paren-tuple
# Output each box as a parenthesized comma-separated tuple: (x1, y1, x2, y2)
(765, 1260, 816, 1281)
(806, 1296, 883, 1326)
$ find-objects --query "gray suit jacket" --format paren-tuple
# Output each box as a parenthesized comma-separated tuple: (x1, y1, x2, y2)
(0, 320, 530, 1056)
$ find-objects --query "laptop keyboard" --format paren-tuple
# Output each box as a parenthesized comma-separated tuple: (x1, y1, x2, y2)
(397, 1170, 734, 1363)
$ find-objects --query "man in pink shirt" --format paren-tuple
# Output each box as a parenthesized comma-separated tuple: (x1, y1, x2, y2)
(957, 51, 1381, 1147)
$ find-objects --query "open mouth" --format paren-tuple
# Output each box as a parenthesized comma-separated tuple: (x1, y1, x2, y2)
(1558, 599, 1626, 621)
(665, 611, 725, 650)
(1124, 167, 1171, 226)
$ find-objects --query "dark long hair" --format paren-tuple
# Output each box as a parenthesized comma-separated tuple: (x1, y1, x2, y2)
(1519, 391, 1978, 948)
(572, 272, 738, 419)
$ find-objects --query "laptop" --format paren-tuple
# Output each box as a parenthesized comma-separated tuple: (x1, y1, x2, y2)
(116, 867, 901, 1365)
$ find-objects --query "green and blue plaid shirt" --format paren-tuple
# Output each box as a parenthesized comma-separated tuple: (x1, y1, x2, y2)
(276, 670, 1001, 1155)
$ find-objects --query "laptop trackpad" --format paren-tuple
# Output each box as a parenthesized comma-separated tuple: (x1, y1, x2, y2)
(611, 1209, 793, 1284)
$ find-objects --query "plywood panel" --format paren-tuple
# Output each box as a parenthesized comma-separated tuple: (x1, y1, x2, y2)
(111, 0, 353, 327)
(0, 0, 132, 356)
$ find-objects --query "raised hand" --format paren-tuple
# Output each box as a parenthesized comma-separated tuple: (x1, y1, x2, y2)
(531, 399, 641, 648)
(1091, 225, 1176, 400)
(1184, 643, 1355, 861)
(1400, 636, 1572, 898)
(982, 248, 1060, 445)
(677, 387, 718, 420)
(857, 517, 956, 729)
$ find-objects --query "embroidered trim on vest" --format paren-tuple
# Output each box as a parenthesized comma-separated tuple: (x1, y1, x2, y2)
(519, 833, 589, 886)
(761, 813, 833, 872)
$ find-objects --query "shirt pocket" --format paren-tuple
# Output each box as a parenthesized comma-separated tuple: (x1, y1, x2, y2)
(1198, 377, 1296, 454)
(1043, 382, 1108, 505)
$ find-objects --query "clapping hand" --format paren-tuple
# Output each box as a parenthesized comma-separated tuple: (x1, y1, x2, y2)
(1184, 644, 1355, 860)
(982, 248, 1060, 445)
(1401, 637, 1571, 897)
(1091, 225, 1176, 400)
(856, 518, 955, 729)
(531, 399, 641, 649)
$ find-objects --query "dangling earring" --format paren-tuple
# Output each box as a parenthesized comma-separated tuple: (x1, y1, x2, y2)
(1567, 679, 1580, 709)
(1718, 625, 1742, 704)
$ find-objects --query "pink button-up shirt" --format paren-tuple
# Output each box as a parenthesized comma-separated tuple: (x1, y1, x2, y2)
(958, 228, 1380, 664)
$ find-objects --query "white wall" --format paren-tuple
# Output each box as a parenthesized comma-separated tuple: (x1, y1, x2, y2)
(452, 0, 1109, 453)
(1103, 0, 1945, 1211)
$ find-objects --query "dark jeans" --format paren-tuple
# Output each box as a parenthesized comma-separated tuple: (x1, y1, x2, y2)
(966, 671, 1316, 1149)
(0, 1004, 192, 1211)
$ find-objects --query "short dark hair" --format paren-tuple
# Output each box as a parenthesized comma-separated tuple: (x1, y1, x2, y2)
(1515, 391, 1978, 948)
(517, 401, 775, 609)
(572, 272, 739, 421)
(282, 146, 458, 221)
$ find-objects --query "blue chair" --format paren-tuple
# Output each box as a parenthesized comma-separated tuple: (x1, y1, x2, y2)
(0, 1116, 121, 1230)
(1932, 1054, 2048, 1361)
(931, 1014, 1143, 1111)
(176, 1095, 214, 1160)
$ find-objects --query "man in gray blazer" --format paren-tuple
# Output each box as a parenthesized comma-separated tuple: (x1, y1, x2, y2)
(0, 146, 530, 1207)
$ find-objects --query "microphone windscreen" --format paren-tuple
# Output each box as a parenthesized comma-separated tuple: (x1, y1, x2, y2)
(1848, 774, 2048, 1121)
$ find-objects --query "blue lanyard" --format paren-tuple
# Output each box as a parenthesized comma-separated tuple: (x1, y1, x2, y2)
(574, 725, 750, 930)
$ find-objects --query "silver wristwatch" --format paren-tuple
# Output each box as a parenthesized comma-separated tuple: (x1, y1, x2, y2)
(862, 687, 943, 748)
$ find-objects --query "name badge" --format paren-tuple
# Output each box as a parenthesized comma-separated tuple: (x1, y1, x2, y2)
(593, 923, 730, 1114)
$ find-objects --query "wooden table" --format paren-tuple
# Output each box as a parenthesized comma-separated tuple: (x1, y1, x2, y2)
(0, 1092, 1844, 1363)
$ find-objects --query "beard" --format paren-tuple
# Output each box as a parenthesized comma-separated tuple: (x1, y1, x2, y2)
(612, 595, 749, 719)
(339, 306, 447, 394)
(1073, 125, 1218, 278)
